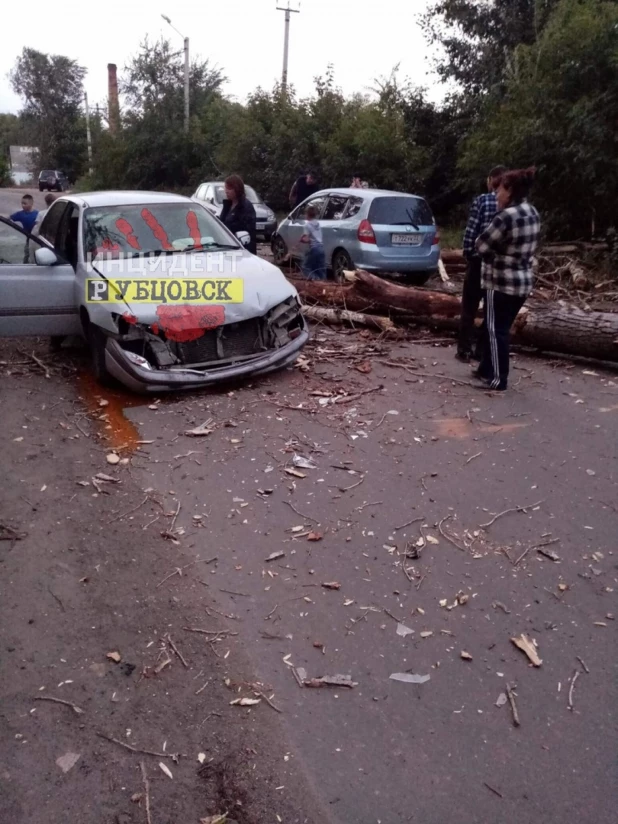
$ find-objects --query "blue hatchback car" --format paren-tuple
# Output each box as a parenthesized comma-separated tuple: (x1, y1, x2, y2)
(272, 188, 440, 283)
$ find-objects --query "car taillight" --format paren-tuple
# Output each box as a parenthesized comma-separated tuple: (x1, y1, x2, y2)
(357, 219, 376, 244)
(433, 228, 440, 245)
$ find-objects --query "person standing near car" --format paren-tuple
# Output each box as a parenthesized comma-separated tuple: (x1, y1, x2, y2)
(475, 167, 540, 392)
(9, 194, 39, 234)
(457, 165, 506, 362)
(350, 173, 363, 189)
(300, 204, 326, 281)
(219, 174, 257, 255)
(289, 170, 318, 210)
(33, 192, 58, 234)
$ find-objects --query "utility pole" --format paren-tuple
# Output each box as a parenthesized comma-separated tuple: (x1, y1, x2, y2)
(162, 14, 190, 133)
(84, 92, 93, 175)
(276, 1, 300, 93)
(183, 37, 190, 134)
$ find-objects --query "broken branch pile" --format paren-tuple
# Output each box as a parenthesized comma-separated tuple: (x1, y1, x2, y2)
(292, 269, 618, 363)
(442, 246, 617, 306)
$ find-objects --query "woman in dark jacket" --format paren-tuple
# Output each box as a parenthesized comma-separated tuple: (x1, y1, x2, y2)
(219, 174, 257, 254)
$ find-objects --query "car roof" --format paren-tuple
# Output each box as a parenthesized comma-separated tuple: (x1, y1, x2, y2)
(57, 191, 193, 208)
(313, 187, 425, 200)
(196, 181, 258, 189)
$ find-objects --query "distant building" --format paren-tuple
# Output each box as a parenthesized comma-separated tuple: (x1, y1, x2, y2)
(9, 146, 37, 185)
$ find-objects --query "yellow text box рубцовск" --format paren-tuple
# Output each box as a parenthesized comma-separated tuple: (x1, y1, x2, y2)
(86, 278, 244, 304)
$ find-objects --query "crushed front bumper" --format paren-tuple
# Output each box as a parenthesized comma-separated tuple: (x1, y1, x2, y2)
(105, 328, 309, 393)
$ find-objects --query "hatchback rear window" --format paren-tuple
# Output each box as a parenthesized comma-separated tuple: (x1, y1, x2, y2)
(40, 170, 55, 176)
(368, 197, 434, 226)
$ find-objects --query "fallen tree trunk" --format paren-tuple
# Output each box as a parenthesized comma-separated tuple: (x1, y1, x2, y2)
(302, 305, 395, 333)
(440, 250, 465, 265)
(288, 274, 461, 316)
(293, 269, 618, 363)
(513, 303, 618, 361)
(348, 270, 462, 317)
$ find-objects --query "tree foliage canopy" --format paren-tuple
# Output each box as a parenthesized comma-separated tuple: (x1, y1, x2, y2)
(421, 0, 562, 96)
(87, 49, 460, 218)
(10, 48, 87, 180)
(459, 0, 618, 234)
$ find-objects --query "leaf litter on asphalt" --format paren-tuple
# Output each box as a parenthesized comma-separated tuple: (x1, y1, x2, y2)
(511, 634, 542, 667)
(389, 673, 431, 684)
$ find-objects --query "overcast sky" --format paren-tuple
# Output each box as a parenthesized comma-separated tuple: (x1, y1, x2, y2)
(1, 0, 441, 114)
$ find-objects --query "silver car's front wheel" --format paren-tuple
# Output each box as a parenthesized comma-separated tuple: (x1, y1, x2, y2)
(272, 235, 288, 265)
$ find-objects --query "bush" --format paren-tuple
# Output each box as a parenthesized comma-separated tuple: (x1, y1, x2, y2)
(0, 154, 11, 187)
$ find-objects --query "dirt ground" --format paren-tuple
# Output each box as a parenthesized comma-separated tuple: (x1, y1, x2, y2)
(1, 323, 617, 824)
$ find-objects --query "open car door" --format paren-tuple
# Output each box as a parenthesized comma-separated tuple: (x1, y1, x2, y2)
(0, 217, 81, 337)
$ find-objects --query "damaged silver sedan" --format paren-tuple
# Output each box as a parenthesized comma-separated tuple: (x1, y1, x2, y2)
(0, 192, 308, 392)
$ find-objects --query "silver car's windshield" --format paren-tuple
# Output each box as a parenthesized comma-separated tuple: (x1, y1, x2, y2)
(84, 203, 238, 258)
(244, 186, 261, 204)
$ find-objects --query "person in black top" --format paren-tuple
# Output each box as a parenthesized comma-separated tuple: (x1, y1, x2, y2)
(289, 171, 318, 210)
(219, 174, 257, 254)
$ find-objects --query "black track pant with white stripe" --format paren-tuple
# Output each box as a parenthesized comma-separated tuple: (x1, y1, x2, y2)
(478, 289, 527, 390)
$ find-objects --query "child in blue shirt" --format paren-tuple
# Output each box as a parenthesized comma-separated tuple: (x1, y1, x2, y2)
(300, 205, 326, 280)
(10, 194, 39, 234)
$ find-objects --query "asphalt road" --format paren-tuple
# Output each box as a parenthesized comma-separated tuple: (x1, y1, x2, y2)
(0, 187, 616, 821)
(118, 332, 617, 824)
(0, 341, 335, 824)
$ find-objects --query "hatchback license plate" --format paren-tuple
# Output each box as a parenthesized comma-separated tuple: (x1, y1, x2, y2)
(392, 233, 422, 245)
(257, 223, 266, 230)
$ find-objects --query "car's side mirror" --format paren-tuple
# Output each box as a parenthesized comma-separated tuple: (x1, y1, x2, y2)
(207, 197, 214, 205)
(236, 231, 251, 247)
(35, 247, 58, 266)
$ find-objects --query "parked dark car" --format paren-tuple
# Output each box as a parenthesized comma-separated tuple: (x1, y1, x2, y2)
(38, 170, 69, 192)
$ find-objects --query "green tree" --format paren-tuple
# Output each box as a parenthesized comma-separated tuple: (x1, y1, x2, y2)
(10, 48, 88, 181)
(0, 113, 29, 155)
(0, 153, 11, 187)
(91, 37, 229, 191)
(123, 38, 226, 116)
(214, 68, 455, 215)
(214, 84, 313, 209)
(0, 114, 25, 185)
(421, 0, 561, 97)
(459, 0, 618, 236)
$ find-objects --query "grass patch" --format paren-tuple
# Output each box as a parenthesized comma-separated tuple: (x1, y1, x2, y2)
(439, 224, 465, 250)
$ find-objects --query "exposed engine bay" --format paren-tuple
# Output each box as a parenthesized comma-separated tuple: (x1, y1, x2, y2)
(113, 297, 306, 373)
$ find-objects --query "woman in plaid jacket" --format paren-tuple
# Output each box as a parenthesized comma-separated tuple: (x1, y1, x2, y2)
(474, 168, 540, 391)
